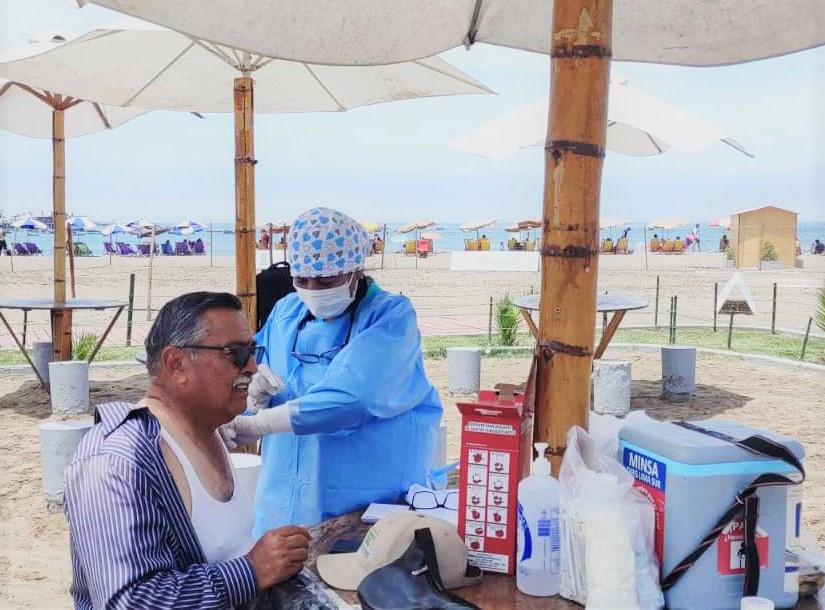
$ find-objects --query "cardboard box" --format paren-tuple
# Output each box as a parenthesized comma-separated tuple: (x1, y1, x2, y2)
(456, 385, 533, 574)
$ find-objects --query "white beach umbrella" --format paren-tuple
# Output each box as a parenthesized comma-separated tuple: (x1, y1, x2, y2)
(75, 1, 825, 67)
(0, 35, 150, 359)
(66, 215, 98, 231)
(459, 218, 496, 240)
(449, 83, 752, 159)
(397, 220, 436, 234)
(0, 17, 491, 325)
(648, 217, 691, 231)
(99, 223, 134, 236)
(74, 0, 825, 509)
(176, 219, 206, 231)
(12, 216, 48, 230)
(599, 218, 629, 230)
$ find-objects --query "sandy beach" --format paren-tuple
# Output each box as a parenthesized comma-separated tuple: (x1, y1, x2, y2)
(1, 252, 824, 608)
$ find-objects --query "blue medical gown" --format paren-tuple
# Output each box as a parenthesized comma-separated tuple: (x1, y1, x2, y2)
(252, 282, 442, 535)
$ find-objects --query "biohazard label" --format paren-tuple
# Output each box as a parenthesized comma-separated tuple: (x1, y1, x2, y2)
(623, 448, 667, 563)
(716, 518, 769, 574)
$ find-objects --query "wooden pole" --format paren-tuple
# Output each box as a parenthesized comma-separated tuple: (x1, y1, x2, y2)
(534, 0, 612, 473)
(67, 223, 76, 298)
(234, 75, 256, 328)
(146, 226, 156, 321)
(51, 108, 72, 361)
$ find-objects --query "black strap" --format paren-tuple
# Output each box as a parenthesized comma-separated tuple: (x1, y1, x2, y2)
(414, 529, 481, 609)
(661, 422, 804, 597)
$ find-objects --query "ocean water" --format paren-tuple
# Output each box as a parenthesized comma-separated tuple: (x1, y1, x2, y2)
(8, 220, 825, 257)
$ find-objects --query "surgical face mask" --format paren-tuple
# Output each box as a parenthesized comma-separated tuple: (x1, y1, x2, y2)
(294, 275, 356, 319)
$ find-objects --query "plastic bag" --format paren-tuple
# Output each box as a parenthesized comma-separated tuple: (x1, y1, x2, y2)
(798, 528, 825, 604)
(559, 426, 663, 610)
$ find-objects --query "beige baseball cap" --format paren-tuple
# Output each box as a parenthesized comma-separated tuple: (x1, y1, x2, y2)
(316, 511, 482, 591)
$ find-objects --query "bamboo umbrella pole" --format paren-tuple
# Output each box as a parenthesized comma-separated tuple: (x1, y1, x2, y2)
(534, 0, 612, 473)
(67, 223, 76, 298)
(234, 75, 256, 328)
(147, 226, 156, 321)
(51, 107, 72, 361)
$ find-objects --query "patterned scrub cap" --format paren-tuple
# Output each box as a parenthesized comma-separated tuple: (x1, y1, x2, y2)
(287, 207, 368, 277)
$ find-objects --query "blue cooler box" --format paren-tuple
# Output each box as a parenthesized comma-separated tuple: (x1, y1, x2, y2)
(618, 419, 804, 610)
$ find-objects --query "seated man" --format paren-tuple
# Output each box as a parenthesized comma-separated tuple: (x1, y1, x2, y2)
(719, 234, 730, 252)
(63, 292, 310, 609)
(673, 236, 685, 252)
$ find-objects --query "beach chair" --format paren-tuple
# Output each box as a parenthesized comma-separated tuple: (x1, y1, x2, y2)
(662, 239, 675, 253)
(507, 237, 517, 251)
(73, 242, 93, 256)
(118, 242, 137, 256)
(161, 241, 174, 256)
(25, 242, 43, 255)
(479, 238, 490, 251)
(175, 241, 192, 255)
(136, 243, 151, 256)
(601, 238, 613, 253)
(649, 237, 661, 252)
(464, 239, 479, 251)
(615, 237, 628, 254)
(524, 239, 535, 251)
(404, 240, 416, 256)
(103, 241, 118, 256)
(673, 238, 685, 253)
(14, 243, 29, 256)
(416, 239, 430, 258)
(192, 239, 205, 254)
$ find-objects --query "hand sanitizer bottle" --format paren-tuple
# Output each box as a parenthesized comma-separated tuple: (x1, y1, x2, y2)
(516, 442, 561, 596)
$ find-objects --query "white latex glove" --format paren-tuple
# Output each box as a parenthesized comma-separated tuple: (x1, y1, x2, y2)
(246, 364, 284, 414)
(221, 403, 295, 450)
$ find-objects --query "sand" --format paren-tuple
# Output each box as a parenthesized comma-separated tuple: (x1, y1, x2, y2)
(1, 252, 824, 608)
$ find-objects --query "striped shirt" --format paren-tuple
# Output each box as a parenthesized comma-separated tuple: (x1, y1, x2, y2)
(63, 401, 258, 609)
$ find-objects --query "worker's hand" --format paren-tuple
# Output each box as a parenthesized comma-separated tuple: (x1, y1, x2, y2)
(220, 405, 294, 450)
(246, 525, 311, 589)
(246, 364, 284, 413)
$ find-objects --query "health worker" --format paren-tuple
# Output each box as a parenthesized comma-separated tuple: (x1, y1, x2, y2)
(223, 207, 443, 536)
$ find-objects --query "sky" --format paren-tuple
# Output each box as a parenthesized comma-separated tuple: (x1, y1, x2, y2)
(0, 0, 823, 225)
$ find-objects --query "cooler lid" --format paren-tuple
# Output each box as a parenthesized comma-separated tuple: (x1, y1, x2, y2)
(619, 419, 804, 465)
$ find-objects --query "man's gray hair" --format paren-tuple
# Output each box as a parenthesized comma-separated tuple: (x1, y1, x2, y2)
(144, 292, 242, 375)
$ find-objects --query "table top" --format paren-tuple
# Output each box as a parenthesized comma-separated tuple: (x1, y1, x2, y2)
(515, 293, 648, 313)
(0, 298, 127, 311)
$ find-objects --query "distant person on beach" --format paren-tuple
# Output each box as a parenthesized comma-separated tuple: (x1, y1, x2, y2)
(221, 207, 441, 533)
(63, 292, 310, 608)
(0, 226, 7, 256)
(719, 234, 730, 252)
(688, 226, 700, 252)
(813, 239, 825, 255)
(795, 237, 802, 256)
(260, 228, 271, 250)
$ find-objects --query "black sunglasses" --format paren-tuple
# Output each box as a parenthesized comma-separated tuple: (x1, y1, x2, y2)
(291, 308, 356, 364)
(178, 342, 265, 369)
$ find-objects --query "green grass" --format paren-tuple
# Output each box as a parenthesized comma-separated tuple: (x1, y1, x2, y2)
(0, 345, 142, 366)
(421, 326, 825, 364)
(610, 327, 825, 363)
(1, 327, 822, 366)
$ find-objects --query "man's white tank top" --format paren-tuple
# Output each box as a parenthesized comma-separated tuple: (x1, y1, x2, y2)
(160, 429, 254, 562)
